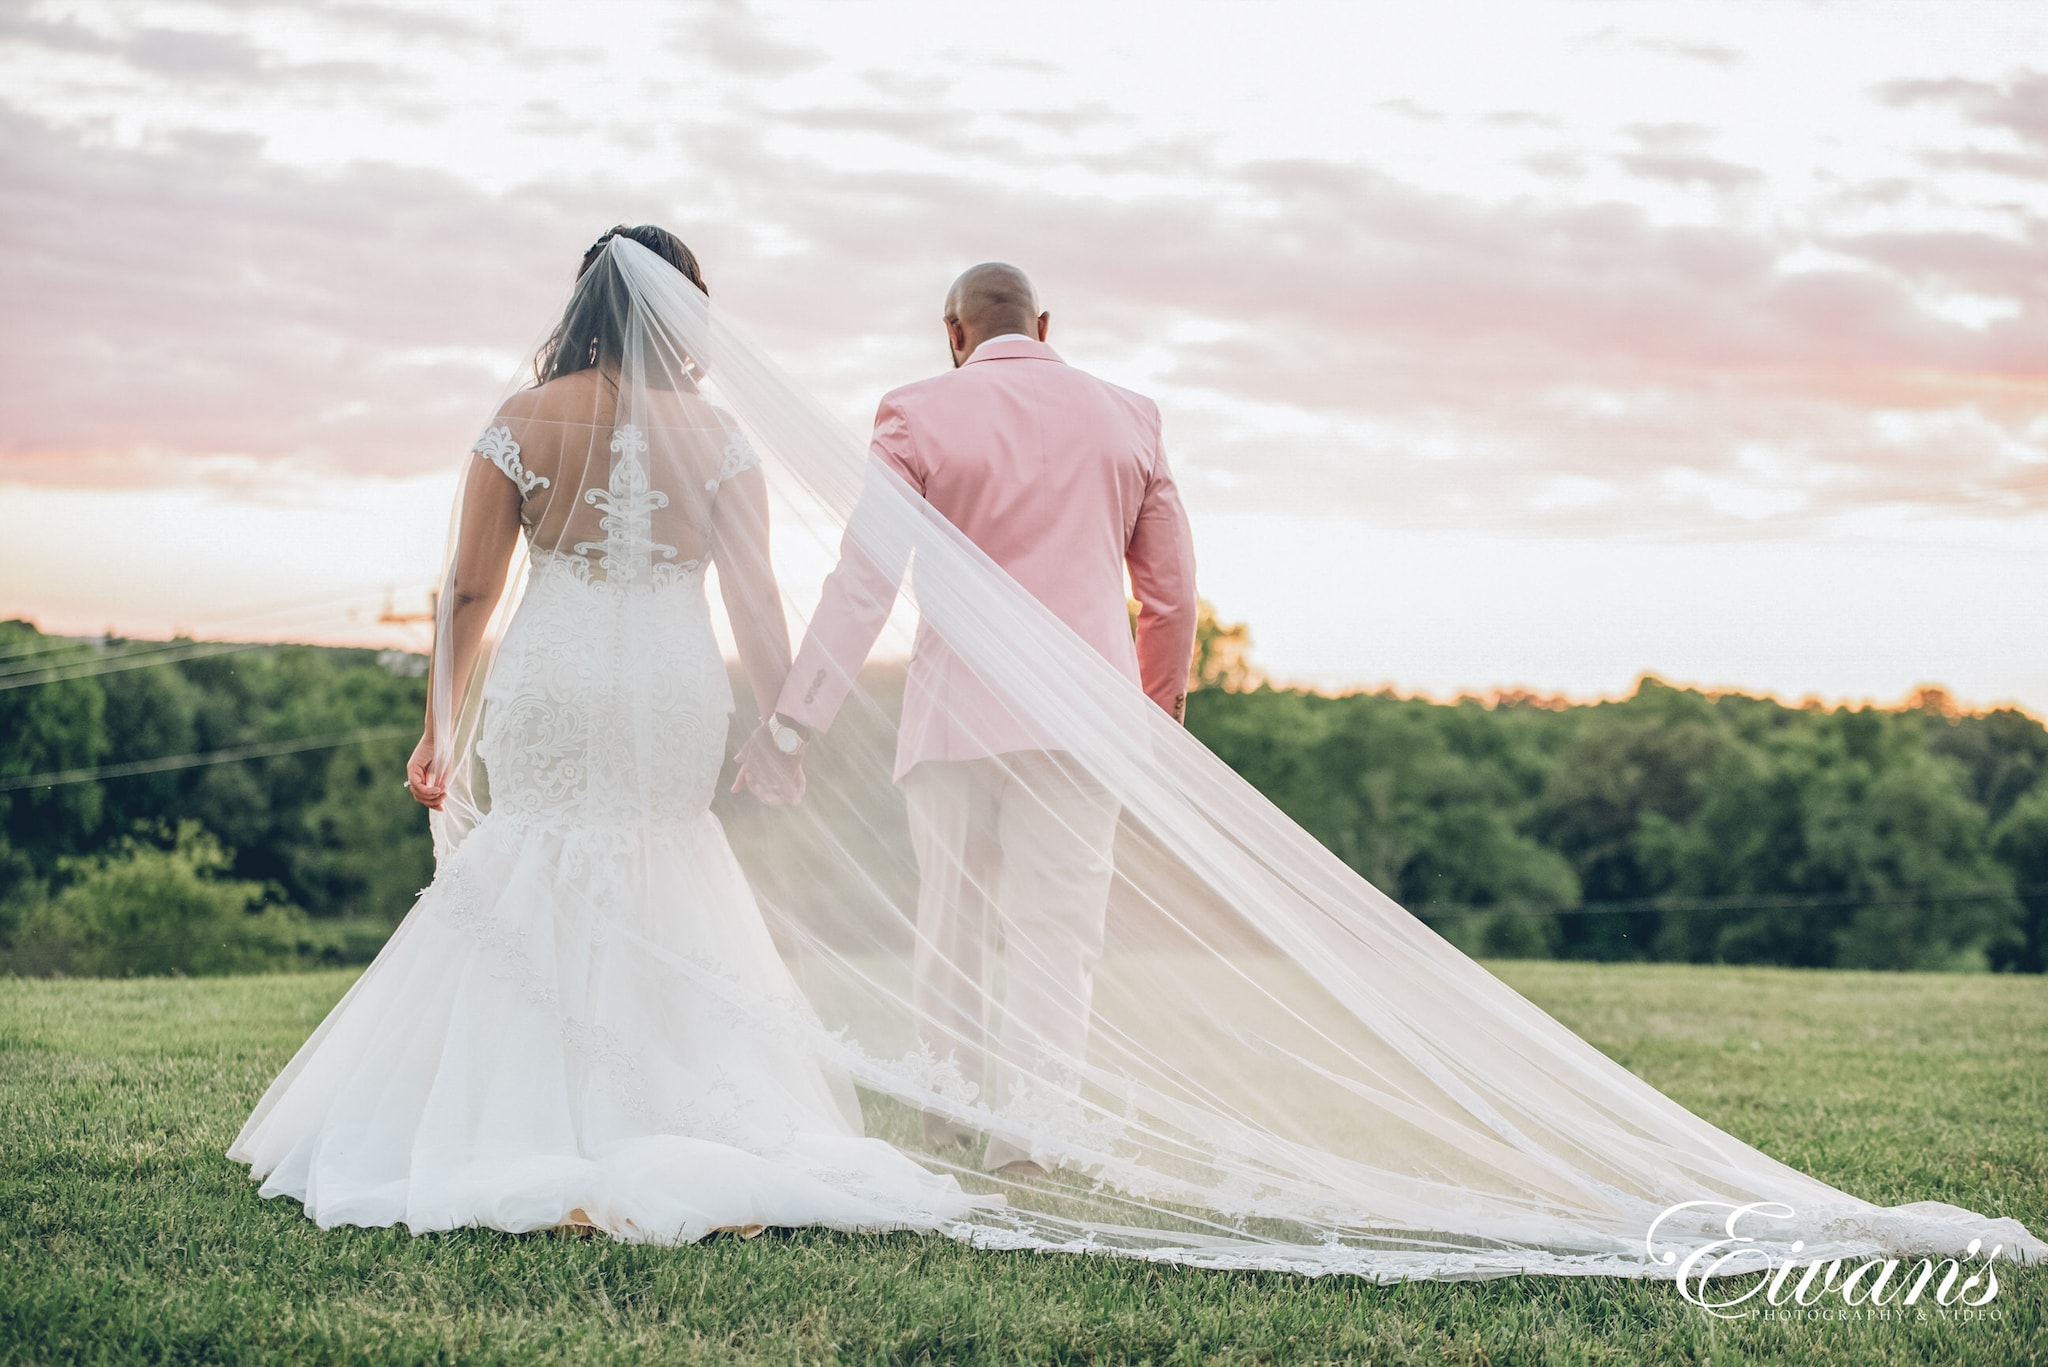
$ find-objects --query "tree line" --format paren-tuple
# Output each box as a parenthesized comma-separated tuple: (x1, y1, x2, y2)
(1184, 610, 2047, 972)
(2, 614, 2043, 974)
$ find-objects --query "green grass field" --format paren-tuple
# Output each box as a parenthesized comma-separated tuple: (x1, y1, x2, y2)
(2, 962, 2042, 1366)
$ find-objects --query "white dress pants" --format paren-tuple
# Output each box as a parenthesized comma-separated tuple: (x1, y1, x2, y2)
(902, 750, 1120, 1170)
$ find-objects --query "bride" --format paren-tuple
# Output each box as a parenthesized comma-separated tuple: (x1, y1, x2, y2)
(233, 227, 2042, 1278)
(229, 226, 979, 1240)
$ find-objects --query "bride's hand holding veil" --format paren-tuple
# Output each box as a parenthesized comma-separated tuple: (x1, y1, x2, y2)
(405, 735, 443, 809)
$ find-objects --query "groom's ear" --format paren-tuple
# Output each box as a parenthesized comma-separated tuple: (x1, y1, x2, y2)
(1036, 311, 1050, 343)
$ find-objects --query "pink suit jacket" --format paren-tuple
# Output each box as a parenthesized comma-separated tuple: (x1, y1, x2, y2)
(774, 339, 1198, 779)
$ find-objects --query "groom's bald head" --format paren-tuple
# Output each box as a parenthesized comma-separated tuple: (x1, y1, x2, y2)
(946, 262, 1039, 330)
(943, 262, 1049, 367)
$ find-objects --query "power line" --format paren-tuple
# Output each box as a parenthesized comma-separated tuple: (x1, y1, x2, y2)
(0, 581, 435, 676)
(0, 632, 421, 693)
(0, 637, 247, 683)
(0, 600, 440, 692)
(0, 639, 271, 692)
(0, 725, 417, 793)
(1412, 884, 2048, 920)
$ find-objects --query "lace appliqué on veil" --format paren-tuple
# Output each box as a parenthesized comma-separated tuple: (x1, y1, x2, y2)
(473, 425, 549, 494)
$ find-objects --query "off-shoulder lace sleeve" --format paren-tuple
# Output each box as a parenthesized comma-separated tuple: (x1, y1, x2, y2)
(473, 425, 549, 494)
(705, 430, 761, 492)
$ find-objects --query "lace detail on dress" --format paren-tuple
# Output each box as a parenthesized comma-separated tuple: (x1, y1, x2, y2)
(573, 424, 684, 585)
(705, 430, 760, 492)
(531, 548, 705, 589)
(473, 425, 548, 494)
(477, 547, 731, 831)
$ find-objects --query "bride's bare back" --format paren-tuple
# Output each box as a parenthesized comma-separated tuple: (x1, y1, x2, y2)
(482, 368, 759, 576)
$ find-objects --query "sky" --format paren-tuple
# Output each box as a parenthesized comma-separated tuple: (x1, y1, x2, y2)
(1, 0, 2044, 713)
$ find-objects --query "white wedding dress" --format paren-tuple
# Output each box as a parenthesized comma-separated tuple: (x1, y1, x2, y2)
(229, 416, 981, 1240)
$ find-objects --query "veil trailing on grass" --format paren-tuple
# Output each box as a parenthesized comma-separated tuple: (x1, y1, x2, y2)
(419, 235, 2042, 1278)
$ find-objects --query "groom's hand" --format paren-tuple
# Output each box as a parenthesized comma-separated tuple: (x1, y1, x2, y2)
(732, 724, 807, 806)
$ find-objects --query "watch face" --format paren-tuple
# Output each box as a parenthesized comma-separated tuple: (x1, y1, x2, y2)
(775, 728, 802, 754)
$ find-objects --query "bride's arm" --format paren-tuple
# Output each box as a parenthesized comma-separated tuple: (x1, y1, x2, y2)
(407, 461, 521, 807)
(711, 464, 807, 805)
(710, 464, 793, 723)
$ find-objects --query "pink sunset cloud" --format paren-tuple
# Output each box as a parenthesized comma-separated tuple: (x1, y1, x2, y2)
(3, 11, 2042, 542)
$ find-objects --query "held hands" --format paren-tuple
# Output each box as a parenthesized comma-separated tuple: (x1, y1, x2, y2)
(405, 734, 446, 810)
(731, 720, 808, 806)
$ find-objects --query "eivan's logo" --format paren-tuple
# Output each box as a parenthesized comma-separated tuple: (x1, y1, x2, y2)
(1646, 1201, 2004, 1320)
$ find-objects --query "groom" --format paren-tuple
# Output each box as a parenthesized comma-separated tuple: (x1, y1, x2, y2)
(743, 263, 1197, 1175)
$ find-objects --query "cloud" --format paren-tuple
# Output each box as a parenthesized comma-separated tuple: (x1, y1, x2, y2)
(1519, 149, 1588, 180)
(663, 118, 2048, 529)
(1374, 98, 1445, 123)
(123, 26, 271, 79)
(0, 107, 616, 485)
(0, 9, 406, 91)
(1614, 123, 1761, 191)
(863, 69, 949, 101)
(674, 4, 825, 76)
(1578, 26, 1743, 67)
(771, 105, 1035, 162)
(306, 2, 493, 44)
(1874, 69, 2048, 178)
(1827, 223, 2048, 310)
(1614, 150, 1762, 191)
(1876, 71, 2048, 146)
(1001, 103, 1131, 137)
(1634, 37, 1742, 67)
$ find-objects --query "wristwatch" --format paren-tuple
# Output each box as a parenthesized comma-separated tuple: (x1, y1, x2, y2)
(766, 714, 809, 756)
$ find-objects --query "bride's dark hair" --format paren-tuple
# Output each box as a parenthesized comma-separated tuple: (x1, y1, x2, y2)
(534, 224, 707, 384)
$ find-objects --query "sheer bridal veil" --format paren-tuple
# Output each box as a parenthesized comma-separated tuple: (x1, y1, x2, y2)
(424, 233, 2042, 1279)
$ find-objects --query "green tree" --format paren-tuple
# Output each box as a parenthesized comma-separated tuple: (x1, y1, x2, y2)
(7, 823, 305, 977)
(1923, 700, 2048, 822)
(1992, 786, 2048, 973)
(0, 621, 109, 923)
(1648, 702, 2016, 970)
(1188, 688, 1578, 957)
(1533, 680, 1731, 961)
(95, 647, 202, 837)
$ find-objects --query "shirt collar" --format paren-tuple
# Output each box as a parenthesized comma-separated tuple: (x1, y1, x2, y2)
(967, 332, 1035, 360)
